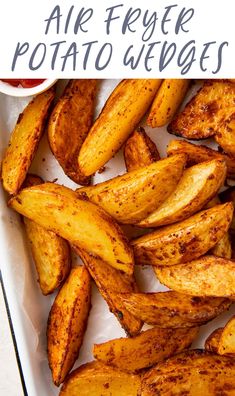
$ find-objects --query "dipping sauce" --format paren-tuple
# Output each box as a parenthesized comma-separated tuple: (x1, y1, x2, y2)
(1, 79, 45, 88)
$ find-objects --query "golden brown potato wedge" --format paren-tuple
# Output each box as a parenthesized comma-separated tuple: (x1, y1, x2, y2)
(59, 361, 141, 396)
(47, 266, 91, 386)
(168, 80, 235, 140)
(167, 139, 235, 179)
(1, 87, 55, 194)
(141, 349, 235, 396)
(132, 203, 233, 266)
(9, 183, 134, 274)
(139, 159, 226, 227)
(78, 79, 162, 176)
(93, 326, 198, 373)
(218, 316, 235, 355)
(23, 175, 71, 295)
(205, 328, 222, 353)
(147, 79, 190, 127)
(117, 292, 231, 328)
(78, 154, 186, 224)
(76, 248, 142, 336)
(124, 127, 160, 172)
(48, 79, 96, 185)
(155, 255, 235, 297)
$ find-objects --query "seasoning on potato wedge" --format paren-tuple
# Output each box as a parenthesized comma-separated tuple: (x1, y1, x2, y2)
(77, 154, 186, 224)
(1, 87, 55, 195)
(155, 255, 235, 297)
(117, 292, 231, 328)
(48, 79, 96, 185)
(93, 326, 198, 373)
(9, 183, 134, 274)
(132, 203, 233, 266)
(139, 159, 227, 227)
(47, 266, 91, 386)
(205, 328, 223, 353)
(141, 349, 235, 396)
(76, 248, 142, 336)
(23, 175, 71, 295)
(59, 361, 141, 396)
(78, 79, 162, 176)
(124, 127, 160, 172)
(147, 79, 190, 128)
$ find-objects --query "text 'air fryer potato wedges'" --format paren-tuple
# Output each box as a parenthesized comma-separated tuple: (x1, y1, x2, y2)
(48, 79, 97, 185)
(78, 79, 162, 176)
(9, 183, 134, 274)
(78, 154, 186, 224)
(117, 291, 231, 328)
(1, 87, 55, 194)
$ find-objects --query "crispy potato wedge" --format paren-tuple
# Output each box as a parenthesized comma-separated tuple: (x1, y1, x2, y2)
(132, 203, 233, 266)
(141, 349, 235, 396)
(93, 326, 198, 373)
(59, 361, 141, 396)
(76, 248, 142, 336)
(1, 87, 55, 194)
(48, 79, 96, 185)
(167, 139, 235, 179)
(168, 80, 235, 140)
(78, 154, 186, 224)
(155, 255, 235, 297)
(124, 127, 160, 172)
(218, 316, 235, 355)
(117, 292, 231, 328)
(147, 79, 190, 127)
(139, 159, 226, 227)
(47, 266, 91, 386)
(78, 79, 162, 176)
(23, 175, 71, 295)
(205, 328, 222, 353)
(9, 183, 134, 274)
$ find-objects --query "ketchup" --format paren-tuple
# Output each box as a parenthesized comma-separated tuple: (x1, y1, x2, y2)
(1, 79, 45, 88)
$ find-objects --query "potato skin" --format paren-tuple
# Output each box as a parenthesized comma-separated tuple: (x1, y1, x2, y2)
(48, 79, 96, 185)
(78, 154, 186, 224)
(147, 79, 190, 127)
(132, 203, 233, 266)
(155, 255, 235, 297)
(47, 266, 91, 386)
(141, 349, 235, 396)
(118, 292, 231, 328)
(59, 361, 141, 396)
(93, 326, 198, 373)
(124, 127, 160, 172)
(139, 159, 227, 227)
(205, 328, 222, 353)
(9, 183, 134, 275)
(78, 79, 162, 176)
(1, 87, 55, 194)
(76, 248, 142, 336)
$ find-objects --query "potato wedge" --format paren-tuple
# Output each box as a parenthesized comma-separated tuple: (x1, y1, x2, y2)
(215, 115, 235, 156)
(117, 292, 231, 328)
(205, 328, 222, 353)
(167, 139, 235, 179)
(47, 266, 91, 386)
(124, 127, 160, 172)
(218, 316, 235, 355)
(141, 349, 235, 396)
(76, 248, 142, 336)
(132, 203, 233, 266)
(168, 80, 235, 140)
(48, 79, 96, 185)
(9, 183, 134, 274)
(23, 175, 71, 295)
(147, 79, 190, 127)
(139, 159, 226, 227)
(1, 87, 55, 194)
(155, 255, 235, 297)
(77, 154, 186, 224)
(93, 326, 198, 373)
(78, 79, 162, 176)
(59, 361, 141, 396)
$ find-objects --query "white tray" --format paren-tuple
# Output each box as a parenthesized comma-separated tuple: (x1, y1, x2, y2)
(0, 80, 235, 396)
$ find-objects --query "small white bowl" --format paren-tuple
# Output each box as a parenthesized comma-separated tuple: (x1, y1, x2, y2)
(0, 79, 57, 97)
